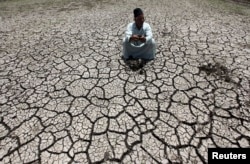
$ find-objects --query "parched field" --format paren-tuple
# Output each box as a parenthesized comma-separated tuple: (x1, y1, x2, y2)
(0, 0, 250, 163)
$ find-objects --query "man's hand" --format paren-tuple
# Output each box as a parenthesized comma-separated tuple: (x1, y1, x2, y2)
(129, 35, 140, 42)
(139, 36, 146, 43)
(130, 35, 146, 43)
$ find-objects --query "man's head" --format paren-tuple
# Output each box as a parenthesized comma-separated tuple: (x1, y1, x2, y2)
(134, 8, 144, 29)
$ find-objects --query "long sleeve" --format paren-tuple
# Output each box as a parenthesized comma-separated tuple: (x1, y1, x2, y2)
(125, 23, 133, 42)
(145, 23, 153, 44)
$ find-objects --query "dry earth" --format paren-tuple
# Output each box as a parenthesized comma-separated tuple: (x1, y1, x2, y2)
(0, 0, 250, 163)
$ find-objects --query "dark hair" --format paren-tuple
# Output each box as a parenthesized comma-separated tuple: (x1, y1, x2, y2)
(134, 8, 143, 18)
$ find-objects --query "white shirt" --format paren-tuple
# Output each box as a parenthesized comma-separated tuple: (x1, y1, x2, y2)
(125, 22, 153, 44)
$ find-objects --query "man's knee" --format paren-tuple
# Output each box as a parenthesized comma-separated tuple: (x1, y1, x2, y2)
(122, 38, 126, 45)
(123, 38, 131, 49)
(146, 38, 155, 44)
(151, 38, 156, 45)
(152, 39, 156, 49)
(152, 38, 155, 45)
(123, 37, 130, 45)
(147, 39, 156, 49)
(122, 38, 129, 59)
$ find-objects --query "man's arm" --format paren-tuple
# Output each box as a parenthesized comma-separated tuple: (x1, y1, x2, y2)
(145, 23, 153, 43)
(125, 23, 133, 42)
(126, 23, 141, 42)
